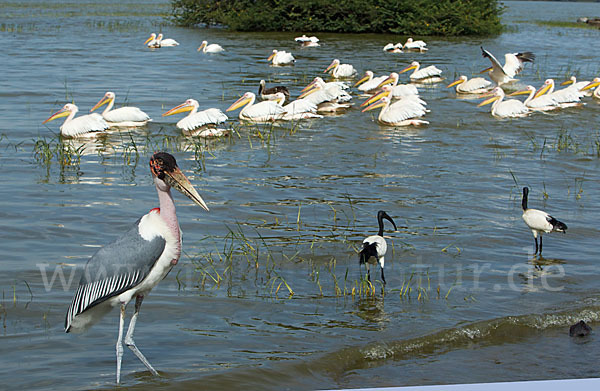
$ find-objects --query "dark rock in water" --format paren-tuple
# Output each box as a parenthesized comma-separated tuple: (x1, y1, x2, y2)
(569, 320, 592, 337)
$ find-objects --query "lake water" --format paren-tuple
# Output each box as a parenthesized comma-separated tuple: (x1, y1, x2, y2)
(1, 1, 600, 389)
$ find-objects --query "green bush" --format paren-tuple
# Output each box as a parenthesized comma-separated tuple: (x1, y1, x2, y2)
(170, 0, 504, 36)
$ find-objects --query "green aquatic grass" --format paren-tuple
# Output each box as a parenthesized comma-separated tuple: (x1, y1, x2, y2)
(534, 20, 599, 30)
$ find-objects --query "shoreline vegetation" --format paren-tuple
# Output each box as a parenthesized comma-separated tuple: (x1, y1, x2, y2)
(170, 0, 504, 35)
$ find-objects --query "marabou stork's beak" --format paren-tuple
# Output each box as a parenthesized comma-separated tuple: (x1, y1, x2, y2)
(164, 166, 209, 212)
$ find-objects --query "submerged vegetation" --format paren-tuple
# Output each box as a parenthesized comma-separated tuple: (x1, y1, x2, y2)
(170, 0, 504, 35)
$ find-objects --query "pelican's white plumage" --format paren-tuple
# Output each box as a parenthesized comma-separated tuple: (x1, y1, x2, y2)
(376, 72, 420, 98)
(509, 86, 560, 111)
(480, 47, 535, 86)
(162, 99, 228, 135)
(197, 40, 224, 53)
(561, 76, 590, 94)
(581, 77, 600, 99)
(226, 92, 284, 122)
(90, 92, 151, 127)
(383, 43, 403, 53)
(295, 35, 320, 47)
(144, 33, 158, 47)
(156, 33, 178, 47)
(268, 50, 295, 66)
(399, 61, 443, 83)
(43, 103, 109, 138)
(362, 95, 428, 126)
(274, 93, 323, 120)
(324, 59, 357, 78)
(299, 78, 353, 113)
(534, 78, 584, 107)
(447, 75, 492, 94)
(354, 71, 389, 93)
(478, 87, 529, 118)
(403, 37, 427, 52)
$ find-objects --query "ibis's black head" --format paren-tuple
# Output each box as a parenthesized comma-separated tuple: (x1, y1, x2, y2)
(377, 210, 397, 236)
(522, 187, 529, 210)
(150, 152, 178, 180)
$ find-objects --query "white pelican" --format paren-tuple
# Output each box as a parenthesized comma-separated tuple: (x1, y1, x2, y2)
(324, 59, 357, 78)
(303, 76, 349, 92)
(90, 92, 151, 127)
(477, 87, 529, 118)
(144, 33, 158, 47)
(522, 187, 567, 255)
(354, 71, 389, 94)
(508, 86, 560, 111)
(43, 103, 109, 138)
(533, 79, 584, 108)
(447, 75, 492, 94)
(295, 35, 320, 47)
(268, 49, 295, 66)
(162, 99, 228, 137)
(362, 95, 428, 126)
(399, 61, 443, 83)
(376, 72, 420, 98)
(383, 43, 403, 53)
(480, 46, 535, 86)
(258, 79, 290, 103)
(561, 76, 592, 96)
(359, 210, 397, 285)
(197, 40, 224, 53)
(226, 92, 284, 122)
(299, 78, 352, 113)
(274, 93, 323, 120)
(581, 77, 600, 99)
(155, 33, 179, 47)
(361, 86, 426, 108)
(402, 38, 427, 52)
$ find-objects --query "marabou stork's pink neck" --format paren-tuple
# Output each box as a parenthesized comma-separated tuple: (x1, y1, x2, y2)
(156, 184, 182, 262)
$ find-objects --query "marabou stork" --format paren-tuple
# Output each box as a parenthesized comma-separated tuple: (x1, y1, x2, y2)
(64, 152, 209, 384)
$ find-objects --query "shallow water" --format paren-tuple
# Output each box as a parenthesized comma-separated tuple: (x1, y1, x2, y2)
(1, 1, 600, 389)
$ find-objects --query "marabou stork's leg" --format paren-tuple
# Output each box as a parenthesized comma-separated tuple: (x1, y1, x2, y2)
(539, 236, 543, 254)
(381, 267, 386, 285)
(124, 295, 158, 376)
(534, 237, 538, 255)
(116, 304, 126, 384)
